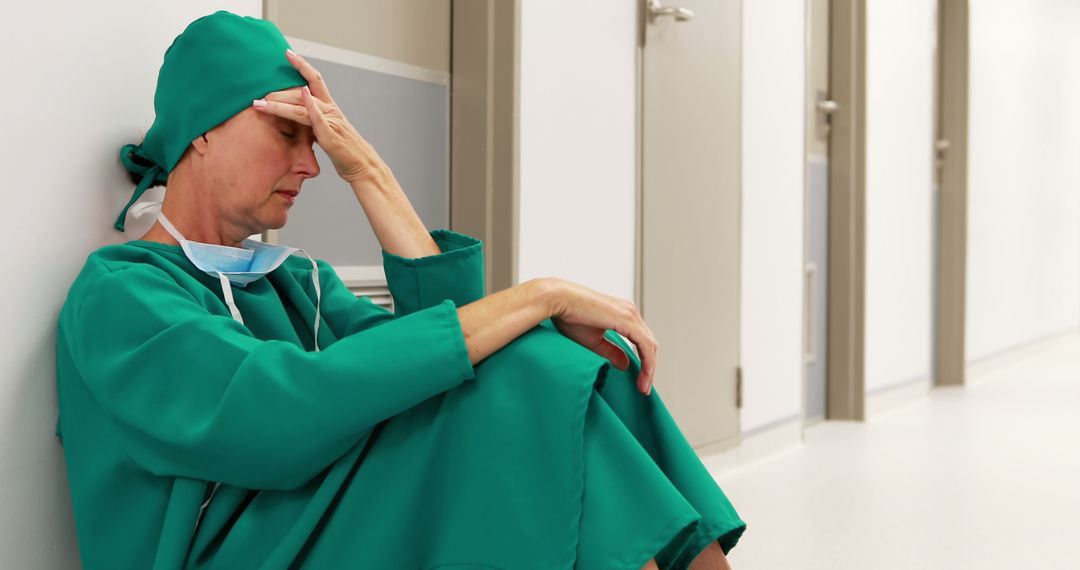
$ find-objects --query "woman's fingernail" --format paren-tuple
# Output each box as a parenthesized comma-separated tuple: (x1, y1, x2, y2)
(252, 99, 267, 107)
(286, 48, 296, 57)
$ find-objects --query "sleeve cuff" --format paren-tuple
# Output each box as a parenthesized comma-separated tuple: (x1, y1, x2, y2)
(381, 229, 482, 266)
(439, 298, 477, 382)
(382, 229, 486, 317)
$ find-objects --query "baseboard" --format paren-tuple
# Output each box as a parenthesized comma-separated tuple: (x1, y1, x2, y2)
(965, 328, 1080, 384)
(698, 415, 804, 478)
(695, 329, 1080, 478)
(865, 376, 932, 422)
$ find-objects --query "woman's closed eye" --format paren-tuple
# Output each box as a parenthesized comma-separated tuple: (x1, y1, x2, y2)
(280, 130, 296, 139)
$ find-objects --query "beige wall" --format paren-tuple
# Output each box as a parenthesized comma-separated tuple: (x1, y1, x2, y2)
(268, 0, 450, 72)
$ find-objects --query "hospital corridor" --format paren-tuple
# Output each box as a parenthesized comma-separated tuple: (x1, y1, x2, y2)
(2, 0, 1079, 568)
(709, 331, 1080, 569)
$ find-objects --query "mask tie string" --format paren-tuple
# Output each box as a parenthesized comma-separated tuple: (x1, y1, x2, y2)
(217, 273, 245, 325)
(156, 212, 186, 244)
(294, 249, 322, 352)
(159, 212, 246, 326)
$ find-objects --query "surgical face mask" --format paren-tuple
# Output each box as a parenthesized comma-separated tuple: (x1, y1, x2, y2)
(131, 202, 322, 351)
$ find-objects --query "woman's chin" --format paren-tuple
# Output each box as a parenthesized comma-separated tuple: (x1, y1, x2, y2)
(264, 214, 288, 231)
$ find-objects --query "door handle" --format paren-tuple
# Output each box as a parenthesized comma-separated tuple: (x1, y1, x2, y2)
(816, 100, 840, 114)
(647, 0, 695, 23)
(935, 139, 950, 170)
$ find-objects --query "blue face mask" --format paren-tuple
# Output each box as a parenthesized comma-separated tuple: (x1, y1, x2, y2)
(159, 213, 299, 287)
(142, 208, 323, 351)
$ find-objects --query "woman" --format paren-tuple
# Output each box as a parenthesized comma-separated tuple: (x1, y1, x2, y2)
(55, 11, 745, 570)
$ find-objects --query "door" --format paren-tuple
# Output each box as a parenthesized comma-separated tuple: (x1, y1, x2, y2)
(805, 0, 832, 424)
(639, 0, 742, 451)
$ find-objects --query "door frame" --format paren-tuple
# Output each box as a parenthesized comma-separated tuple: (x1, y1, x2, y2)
(933, 0, 969, 387)
(451, 0, 521, 295)
(825, 0, 867, 420)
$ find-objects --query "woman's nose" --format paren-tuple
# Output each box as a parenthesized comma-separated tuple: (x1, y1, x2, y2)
(295, 147, 320, 179)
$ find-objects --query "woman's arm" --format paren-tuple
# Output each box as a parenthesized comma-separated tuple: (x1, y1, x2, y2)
(258, 51, 442, 260)
(64, 261, 477, 490)
(457, 278, 559, 366)
(456, 277, 657, 395)
(349, 165, 442, 260)
(344, 166, 654, 388)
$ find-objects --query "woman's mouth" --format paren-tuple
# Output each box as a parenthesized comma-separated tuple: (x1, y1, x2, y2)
(276, 190, 298, 204)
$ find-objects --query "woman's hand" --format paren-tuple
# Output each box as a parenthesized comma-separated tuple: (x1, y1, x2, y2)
(547, 278, 659, 396)
(253, 48, 386, 184)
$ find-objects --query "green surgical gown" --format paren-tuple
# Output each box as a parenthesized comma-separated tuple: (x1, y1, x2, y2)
(55, 228, 745, 569)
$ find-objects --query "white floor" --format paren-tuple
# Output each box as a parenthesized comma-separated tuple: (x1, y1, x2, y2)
(704, 331, 1080, 570)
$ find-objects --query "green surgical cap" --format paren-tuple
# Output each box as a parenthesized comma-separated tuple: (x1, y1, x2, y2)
(115, 10, 307, 231)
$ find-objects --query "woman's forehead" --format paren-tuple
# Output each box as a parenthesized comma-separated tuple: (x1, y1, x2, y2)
(269, 114, 315, 141)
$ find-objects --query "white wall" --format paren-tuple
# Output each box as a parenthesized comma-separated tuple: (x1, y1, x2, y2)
(864, 0, 938, 393)
(966, 0, 1080, 361)
(517, 0, 637, 301)
(739, 0, 807, 432)
(0, 2, 259, 567)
